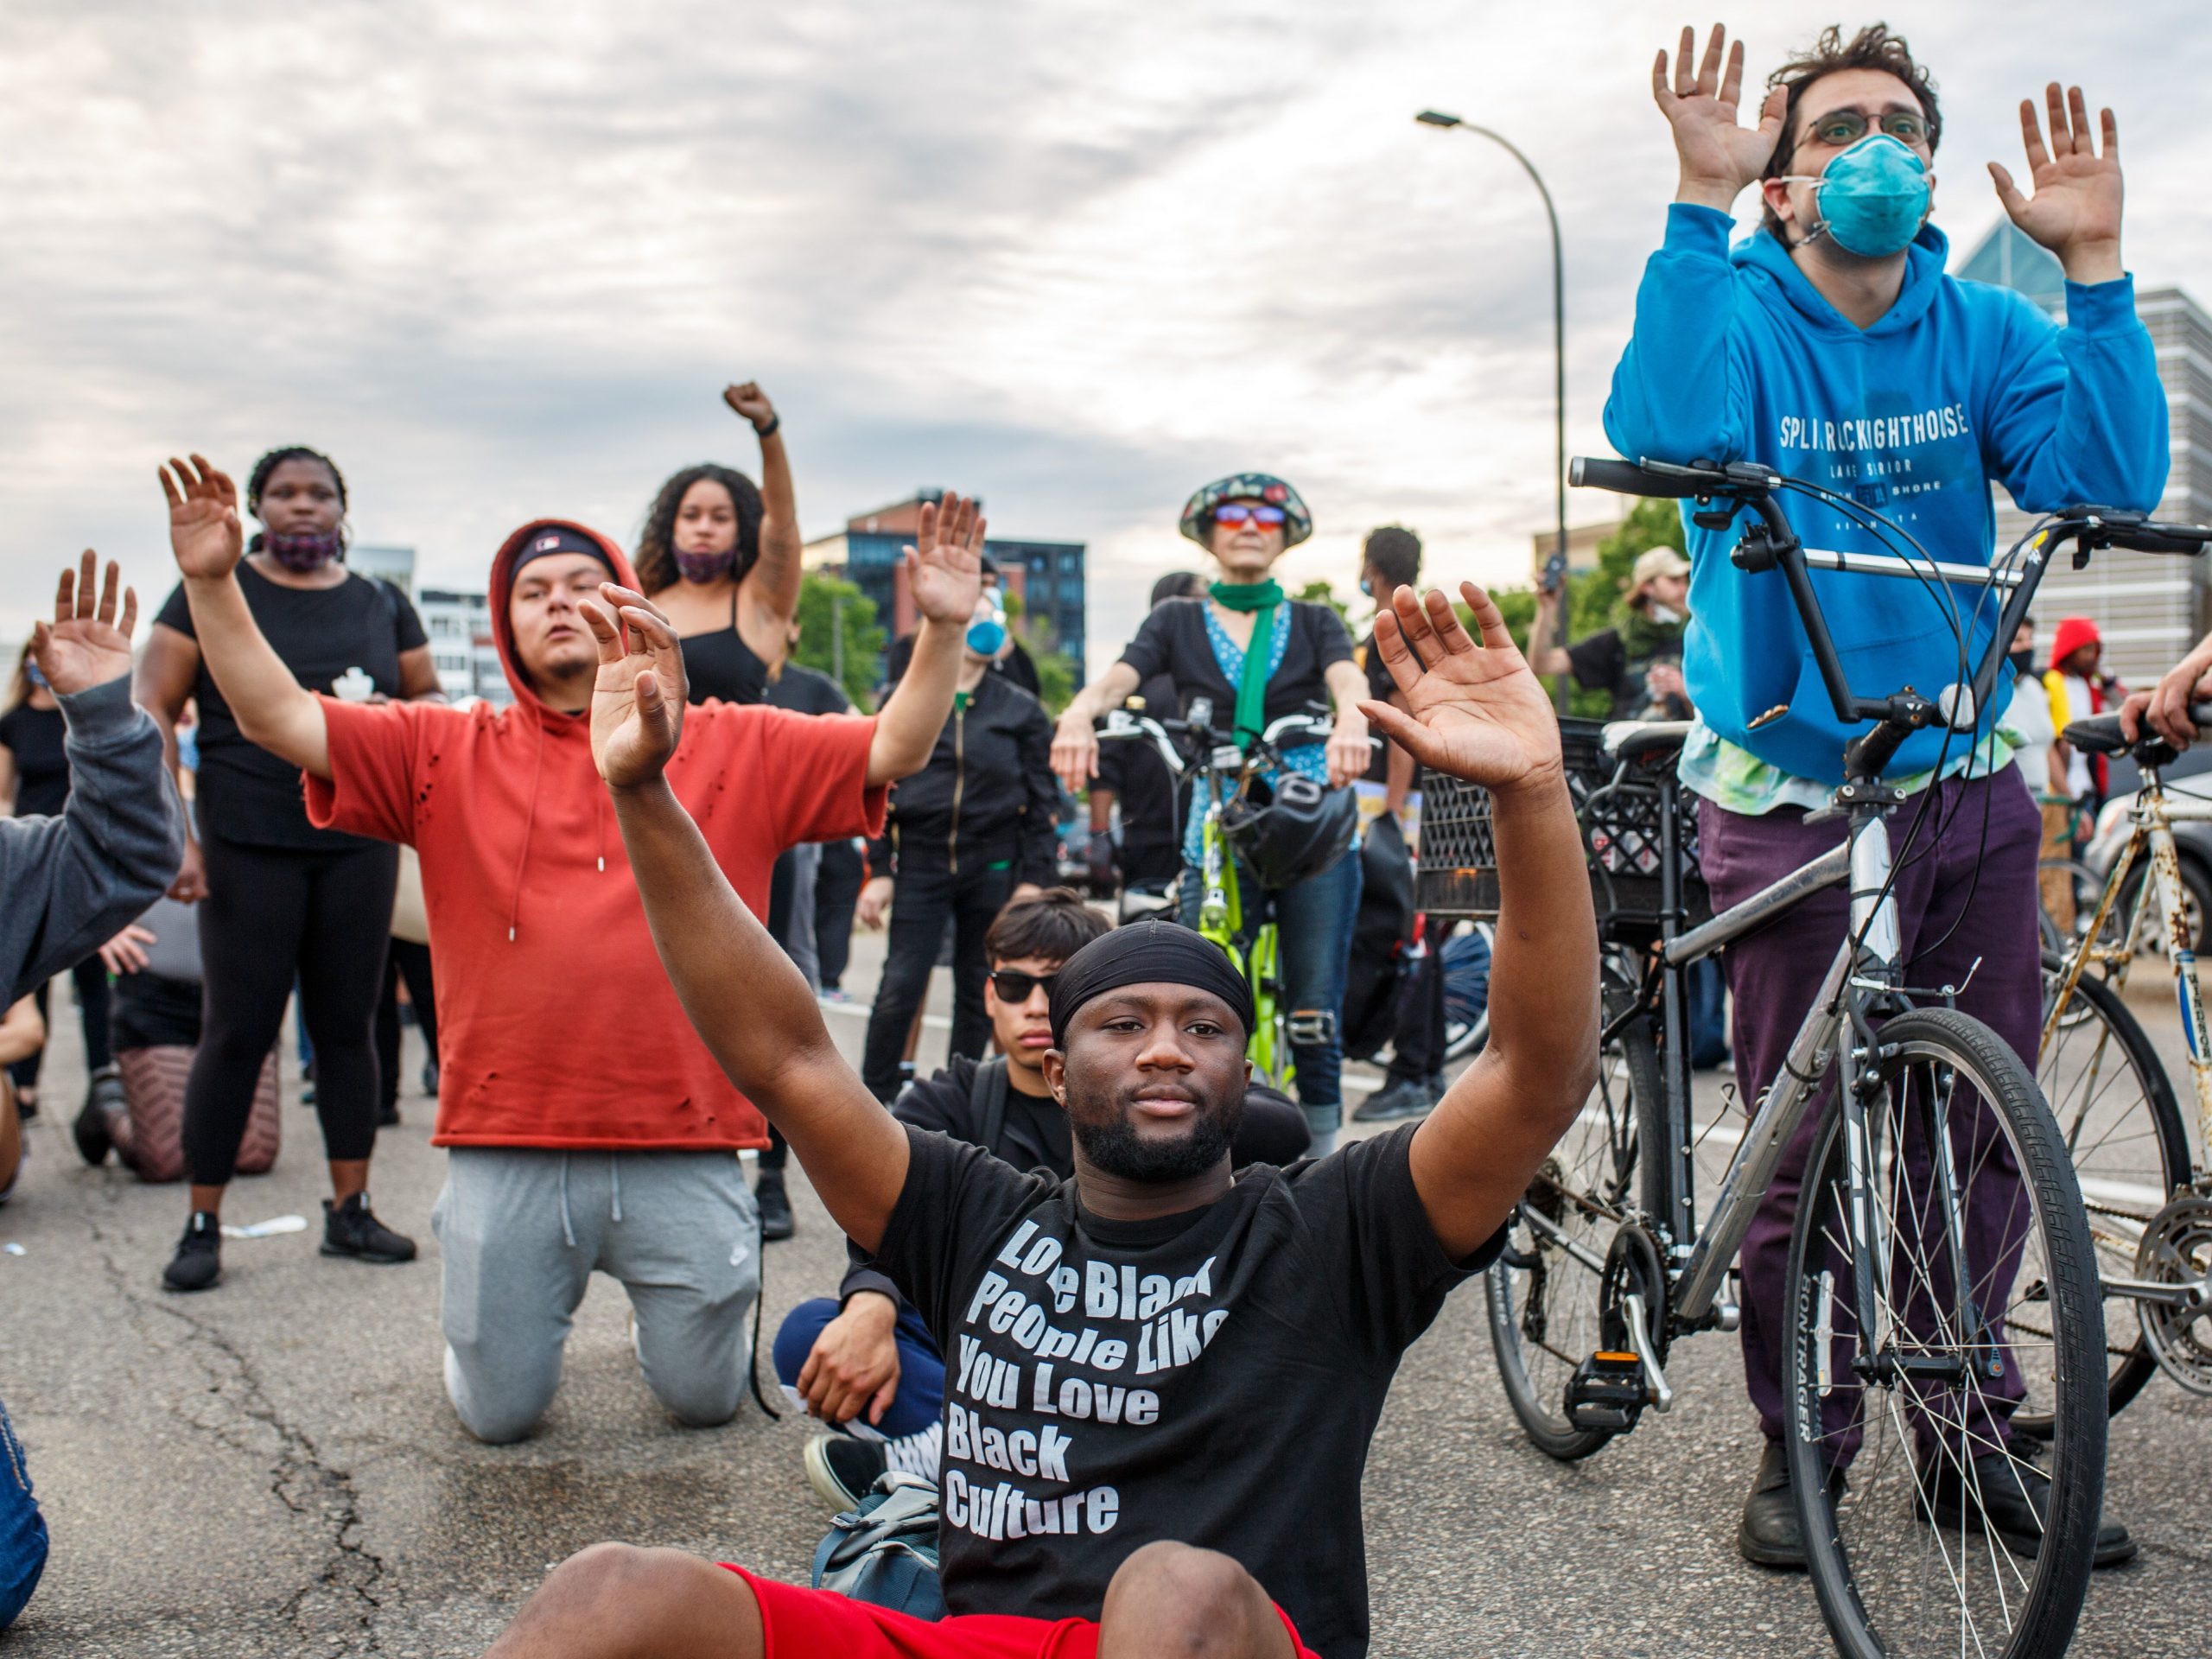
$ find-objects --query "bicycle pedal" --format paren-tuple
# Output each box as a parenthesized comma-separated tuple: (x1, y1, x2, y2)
(1564, 1350, 1647, 1433)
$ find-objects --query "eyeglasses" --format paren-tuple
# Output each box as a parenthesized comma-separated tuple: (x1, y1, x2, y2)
(1805, 108, 1930, 148)
(988, 969, 1060, 1003)
(1211, 505, 1287, 528)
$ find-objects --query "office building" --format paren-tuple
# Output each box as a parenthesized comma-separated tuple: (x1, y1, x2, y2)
(416, 588, 509, 705)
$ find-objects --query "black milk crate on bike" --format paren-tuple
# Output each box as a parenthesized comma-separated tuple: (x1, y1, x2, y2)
(1415, 718, 1710, 933)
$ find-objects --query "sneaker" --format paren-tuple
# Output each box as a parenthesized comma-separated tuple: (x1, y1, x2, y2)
(321, 1193, 417, 1264)
(421, 1058, 440, 1098)
(14, 1088, 35, 1122)
(1917, 1449, 2137, 1567)
(1353, 1072, 1443, 1122)
(377, 1101, 401, 1128)
(162, 1211, 223, 1293)
(804, 1433, 888, 1512)
(757, 1171, 796, 1242)
(73, 1067, 125, 1166)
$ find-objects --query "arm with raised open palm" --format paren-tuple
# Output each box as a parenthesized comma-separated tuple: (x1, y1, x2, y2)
(1363, 584, 1599, 1260)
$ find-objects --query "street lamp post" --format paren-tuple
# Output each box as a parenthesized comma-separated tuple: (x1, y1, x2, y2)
(1415, 109, 1571, 714)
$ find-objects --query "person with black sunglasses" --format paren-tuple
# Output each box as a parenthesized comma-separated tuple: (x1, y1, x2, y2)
(771, 888, 1310, 1511)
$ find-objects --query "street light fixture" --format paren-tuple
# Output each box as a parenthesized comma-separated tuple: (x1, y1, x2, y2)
(1416, 109, 1571, 713)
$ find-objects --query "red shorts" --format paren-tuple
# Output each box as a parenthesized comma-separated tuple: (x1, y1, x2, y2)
(723, 1567, 1319, 1659)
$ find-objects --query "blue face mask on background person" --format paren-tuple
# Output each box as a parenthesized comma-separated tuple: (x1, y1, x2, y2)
(1784, 133, 1931, 258)
(967, 610, 1007, 658)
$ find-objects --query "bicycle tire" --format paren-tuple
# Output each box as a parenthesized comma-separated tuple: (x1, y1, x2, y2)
(1484, 952, 1656, 1461)
(1783, 1007, 2104, 1659)
(2023, 948, 2191, 1428)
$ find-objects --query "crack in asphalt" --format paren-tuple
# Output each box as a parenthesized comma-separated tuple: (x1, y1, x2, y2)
(73, 1181, 390, 1653)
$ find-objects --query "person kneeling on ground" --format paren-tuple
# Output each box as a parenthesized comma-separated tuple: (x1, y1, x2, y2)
(482, 581, 1597, 1659)
(158, 456, 981, 1440)
(774, 886, 1312, 1509)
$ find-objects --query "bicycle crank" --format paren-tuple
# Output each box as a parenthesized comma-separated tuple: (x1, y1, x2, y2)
(1565, 1224, 1675, 1433)
(2134, 1191, 2212, 1395)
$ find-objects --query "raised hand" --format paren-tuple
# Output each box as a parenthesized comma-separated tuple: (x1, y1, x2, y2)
(906, 492, 987, 627)
(1991, 85, 2123, 281)
(160, 454, 246, 581)
(1360, 584, 1563, 793)
(33, 550, 138, 698)
(1654, 24, 1787, 209)
(581, 583, 690, 791)
(722, 381, 778, 433)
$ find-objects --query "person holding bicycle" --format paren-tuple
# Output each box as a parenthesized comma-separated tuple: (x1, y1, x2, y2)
(1052, 475, 1371, 1153)
(1615, 23, 2165, 1567)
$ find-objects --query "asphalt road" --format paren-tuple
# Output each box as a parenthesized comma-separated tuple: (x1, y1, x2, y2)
(1, 941, 2205, 1658)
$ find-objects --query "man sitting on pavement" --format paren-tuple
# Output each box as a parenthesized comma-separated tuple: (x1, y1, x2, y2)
(156, 455, 982, 1442)
(774, 885, 1312, 1510)
(480, 579, 1598, 1659)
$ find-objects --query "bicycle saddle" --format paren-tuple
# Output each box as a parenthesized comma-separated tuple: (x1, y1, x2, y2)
(1601, 720, 1695, 762)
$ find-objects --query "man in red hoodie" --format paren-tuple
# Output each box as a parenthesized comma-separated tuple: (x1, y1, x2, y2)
(158, 454, 983, 1442)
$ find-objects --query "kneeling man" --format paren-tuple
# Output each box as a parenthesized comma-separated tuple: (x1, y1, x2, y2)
(488, 582, 1599, 1659)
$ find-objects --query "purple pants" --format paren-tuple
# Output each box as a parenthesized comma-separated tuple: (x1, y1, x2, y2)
(1699, 766, 2042, 1457)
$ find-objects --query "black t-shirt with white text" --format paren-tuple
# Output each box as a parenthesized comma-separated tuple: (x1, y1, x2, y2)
(872, 1122, 1500, 1659)
(156, 565, 426, 850)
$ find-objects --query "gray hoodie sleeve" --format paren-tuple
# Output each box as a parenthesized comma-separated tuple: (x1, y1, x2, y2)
(1, 676, 186, 1003)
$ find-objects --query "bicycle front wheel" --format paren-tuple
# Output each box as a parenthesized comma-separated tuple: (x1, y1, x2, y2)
(1484, 950, 1655, 1460)
(1783, 1008, 2105, 1659)
(2025, 949, 2190, 1427)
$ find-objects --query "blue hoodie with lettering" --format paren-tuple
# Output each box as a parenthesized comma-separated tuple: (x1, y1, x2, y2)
(1604, 204, 2167, 785)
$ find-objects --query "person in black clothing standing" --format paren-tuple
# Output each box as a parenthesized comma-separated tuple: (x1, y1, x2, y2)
(857, 589, 1058, 1101)
(880, 551, 1043, 697)
(775, 887, 1310, 1510)
(0, 644, 117, 1128)
(1349, 527, 1450, 1122)
(633, 382, 802, 707)
(139, 447, 440, 1291)
(1085, 571, 1202, 910)
(1527, 545, 1693, 720)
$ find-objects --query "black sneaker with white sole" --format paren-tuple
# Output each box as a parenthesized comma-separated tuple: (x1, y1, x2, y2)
(756, 1171, 796, 1242)
(162, 1211, 223, 1293)
(804, 1433, 889, 1512)
(321, 1194, 417, 1264)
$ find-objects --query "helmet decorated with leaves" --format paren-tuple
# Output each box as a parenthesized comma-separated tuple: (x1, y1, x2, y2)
(1179, 473, 1313, 549)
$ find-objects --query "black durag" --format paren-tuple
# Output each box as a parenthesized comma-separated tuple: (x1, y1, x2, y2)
(1047, 919, 1254, 1047)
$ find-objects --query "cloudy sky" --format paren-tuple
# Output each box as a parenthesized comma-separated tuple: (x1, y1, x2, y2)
(3, 0, 2208, 669)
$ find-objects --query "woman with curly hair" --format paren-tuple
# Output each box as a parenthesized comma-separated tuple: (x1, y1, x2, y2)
(137, 444, 442, 1292)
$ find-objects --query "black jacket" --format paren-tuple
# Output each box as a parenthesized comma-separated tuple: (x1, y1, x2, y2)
(868, 671, 1058, 887)
(884, 630, 1040, 698)
(837, 1055, 1313, 1308)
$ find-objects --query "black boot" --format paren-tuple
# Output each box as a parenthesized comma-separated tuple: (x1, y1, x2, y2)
(73, 1066, 124, 1166)
(1918, 1449, 2137, 1567)
(321, 1193, 417, 1264)
(1738, 1440, 1808, 1568)
(756, 1170, 796, 1242)
(162, 1211, 223, 1293)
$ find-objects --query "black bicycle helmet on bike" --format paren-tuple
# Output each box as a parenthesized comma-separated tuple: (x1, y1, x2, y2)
(1219, 772, 1356, 891)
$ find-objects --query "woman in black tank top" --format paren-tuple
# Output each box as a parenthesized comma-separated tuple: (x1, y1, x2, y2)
(633, 382, 803, 706)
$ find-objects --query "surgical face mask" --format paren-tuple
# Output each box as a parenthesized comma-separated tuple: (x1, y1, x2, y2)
(674, 548, 733, 584)
(1646, 602, 1685, 627)
(24, 658, 48, 690)
(263, 527, 344, 572)
(967, 612, 1007, 658)
(1357, 576, 1373, 598)
(1781, 133, 1932, 259)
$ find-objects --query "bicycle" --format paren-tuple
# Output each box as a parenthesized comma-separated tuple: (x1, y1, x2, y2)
(1095, 700, 1352, 1086)
(2031, 703, 2212, 1412)
(1423, 454, 2209, 1659)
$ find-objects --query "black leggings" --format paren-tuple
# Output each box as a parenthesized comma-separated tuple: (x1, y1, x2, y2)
(183, 835, 397, 1186)
(860, 861, 1014, 1101)
(7, 957, 111, 1093)
(374, 939, 438, 1110)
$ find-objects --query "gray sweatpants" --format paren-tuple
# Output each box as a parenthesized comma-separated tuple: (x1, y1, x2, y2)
(431, 1147, 762, 1445)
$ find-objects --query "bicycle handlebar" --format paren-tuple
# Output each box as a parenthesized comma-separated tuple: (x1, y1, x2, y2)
(2062, 702, 2212, 755)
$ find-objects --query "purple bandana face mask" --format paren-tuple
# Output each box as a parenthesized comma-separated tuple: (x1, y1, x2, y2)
(675, 547, 734, 583)
(264, 528, 344, 572)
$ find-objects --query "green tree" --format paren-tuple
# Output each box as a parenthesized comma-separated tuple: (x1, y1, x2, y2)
(1519, 499, 1690, 719)
(791, 569, 884, 710)
(1001, 588, 1079, 715)
(1294, 578, 1352, 632)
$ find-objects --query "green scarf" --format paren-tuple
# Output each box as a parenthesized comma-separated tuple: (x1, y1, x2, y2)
(1613, 597, 1688, 665)
(1210, 578, 1285, 749)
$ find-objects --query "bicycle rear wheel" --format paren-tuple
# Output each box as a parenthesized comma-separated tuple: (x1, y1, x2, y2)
(2024, 949, 2190, 1427)
(1485, 951, 1655, 1460)
(1783, 1008, 2104, 1659)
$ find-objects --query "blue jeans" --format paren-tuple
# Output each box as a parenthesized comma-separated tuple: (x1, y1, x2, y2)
(772, 1297, 947, 1441)
(1180, 843, 1363, 1137)
(0, 1396, 48, 1630)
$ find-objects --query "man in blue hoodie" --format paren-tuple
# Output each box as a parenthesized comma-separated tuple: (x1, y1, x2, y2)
(1607, 23, 2165, 1569)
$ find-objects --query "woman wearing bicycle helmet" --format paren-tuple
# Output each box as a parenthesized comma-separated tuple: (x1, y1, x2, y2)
(1053, 474, 1370, 1152)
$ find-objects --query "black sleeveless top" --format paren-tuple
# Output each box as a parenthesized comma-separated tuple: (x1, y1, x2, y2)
(678, 589, 771, 707)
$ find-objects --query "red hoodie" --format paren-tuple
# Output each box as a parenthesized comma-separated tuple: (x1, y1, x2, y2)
(304, 521, 886, 1151)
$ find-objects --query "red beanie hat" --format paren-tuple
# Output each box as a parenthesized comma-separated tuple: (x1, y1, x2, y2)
(2049, 615, 2101, 669)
